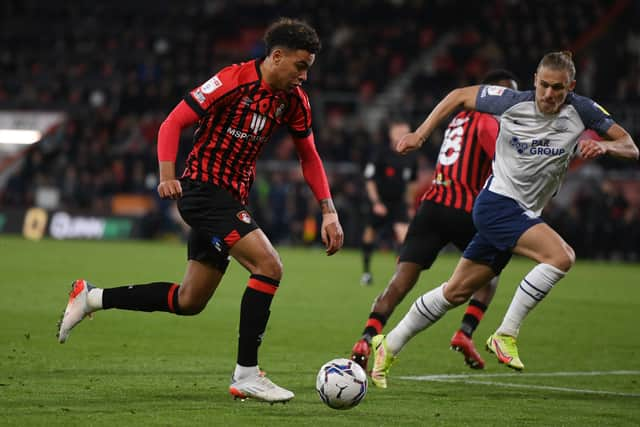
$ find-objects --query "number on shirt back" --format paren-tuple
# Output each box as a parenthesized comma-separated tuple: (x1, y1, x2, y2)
(438, 124, 464, 166)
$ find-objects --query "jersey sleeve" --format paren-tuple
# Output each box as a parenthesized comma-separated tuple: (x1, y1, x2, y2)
(569, 93, 616, 136)
(293, 132, 331, 201)
(286, 89, 312, 138)
(157, 100, 199, 162)
(183, 65, 237, 117)
(476, 86, 534, 116)
(476, 113, 499, 159)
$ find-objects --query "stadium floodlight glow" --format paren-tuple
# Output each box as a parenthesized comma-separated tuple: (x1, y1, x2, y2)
(0, 129, 43, 145)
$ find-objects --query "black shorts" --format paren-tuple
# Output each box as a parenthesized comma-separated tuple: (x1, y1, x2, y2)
(177, 179, 259, 273)
(366, 200, 409, 230)
(398, 200, 477, 269)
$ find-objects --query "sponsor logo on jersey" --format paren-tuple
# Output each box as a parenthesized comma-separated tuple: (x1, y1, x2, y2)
(510, 136, 566, 156)
(433, 172, 451, 187)
(201, 75, 222, 94)
(236, 210, 252, 224)
(226, 127, 269, 142)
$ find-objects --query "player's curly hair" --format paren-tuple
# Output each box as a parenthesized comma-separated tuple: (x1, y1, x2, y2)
(264, 17, 321, 55)
(538, 51, 576, 80)
(481, 69, 519, 87)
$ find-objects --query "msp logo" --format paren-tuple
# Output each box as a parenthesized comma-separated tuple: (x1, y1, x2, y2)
(211, 236, 223, 252)
(237, 210, 252, 224)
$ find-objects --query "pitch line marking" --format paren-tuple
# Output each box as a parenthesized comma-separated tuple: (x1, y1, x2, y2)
(398, 370, 640, 398)
(400, 370, 640, 380)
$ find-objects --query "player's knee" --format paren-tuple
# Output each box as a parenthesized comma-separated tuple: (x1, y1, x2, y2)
(177, 289, 208, 315)
(554, 244, 575, 272)
(254, 255, 283, 281)
(177, 297, 208, 315)
(442, 281, 470, 306)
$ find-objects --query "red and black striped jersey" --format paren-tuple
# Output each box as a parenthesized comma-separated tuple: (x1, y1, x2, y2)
(182, 58, 312, 204)
(421, 111, 498, 213)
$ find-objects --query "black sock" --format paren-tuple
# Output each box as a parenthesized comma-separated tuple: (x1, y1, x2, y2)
(237, 274, 279, 367)
(102, 282, 181, 314)
(460, 299, 487, 337)
(362, 312, 387, 343)
(362, 242, 374, 272)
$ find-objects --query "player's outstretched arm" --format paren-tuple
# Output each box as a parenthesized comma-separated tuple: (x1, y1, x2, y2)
(396, 85, 480, 154)
(579, 123, 639, 160)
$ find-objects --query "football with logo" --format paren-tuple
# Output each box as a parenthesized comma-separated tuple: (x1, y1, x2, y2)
(315, 358, 368, 410)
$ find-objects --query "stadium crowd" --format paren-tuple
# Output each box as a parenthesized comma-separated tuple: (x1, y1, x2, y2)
(1, 0, 638, 260)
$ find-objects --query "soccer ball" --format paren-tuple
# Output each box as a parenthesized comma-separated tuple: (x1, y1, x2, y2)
(315, 358, 368, 410)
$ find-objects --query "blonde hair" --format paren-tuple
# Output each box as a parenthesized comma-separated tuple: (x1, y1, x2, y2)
(537, 51, 576, 80)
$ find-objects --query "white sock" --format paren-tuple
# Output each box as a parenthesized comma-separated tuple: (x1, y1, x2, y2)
(87, 288, 103, 311)
(233, 364, 260, 381)
(386, 283, 453, 355)
(497, 263, 566, 337)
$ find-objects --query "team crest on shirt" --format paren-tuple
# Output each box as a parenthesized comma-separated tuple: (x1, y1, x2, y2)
(237, 210, 252, 224)
(275, 102, 286, 118)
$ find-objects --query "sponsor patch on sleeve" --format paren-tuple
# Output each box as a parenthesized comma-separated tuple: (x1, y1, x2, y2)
(486, 85, 506, 96)
(193, 89, 206, 104)
(201, 75, 222, 94)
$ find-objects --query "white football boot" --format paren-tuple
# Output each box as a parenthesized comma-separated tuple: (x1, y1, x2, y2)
(57, 279, 95, 343)
(229, 373, 294, 404)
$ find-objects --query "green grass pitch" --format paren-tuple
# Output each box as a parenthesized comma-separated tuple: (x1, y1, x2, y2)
(1, 235, 639, 426)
